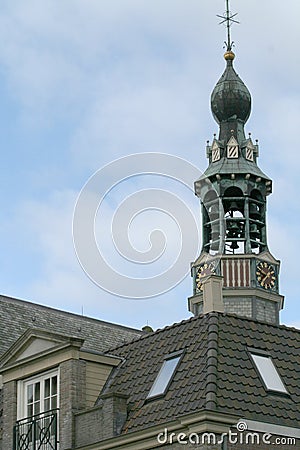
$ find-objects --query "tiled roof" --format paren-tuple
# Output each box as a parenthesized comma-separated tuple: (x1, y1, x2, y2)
(196, 153, 271, 180)
(102, 313, 300, 434)
(102, 314, 212, 432)
(217, 314, 300, 428)
(0, 295, 142, 356)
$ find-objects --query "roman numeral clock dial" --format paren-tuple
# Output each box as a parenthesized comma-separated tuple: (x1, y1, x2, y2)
(256, 262, 276, 290)
(195, 262, 216, 291)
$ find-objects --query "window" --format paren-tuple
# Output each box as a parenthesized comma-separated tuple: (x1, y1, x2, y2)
(251, 353, 288, 394)
(227, 136, 239, 158)
(18, 370, 59, 419)
(147, 353, 182, 399)
(15, 370, 59, 450)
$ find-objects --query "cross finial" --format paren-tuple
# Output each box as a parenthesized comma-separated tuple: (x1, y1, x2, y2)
(217, 0, 239, 51)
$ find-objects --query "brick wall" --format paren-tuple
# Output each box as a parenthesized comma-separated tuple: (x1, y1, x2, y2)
(256, 299, 277, 324)
(59, 358, 86, 449)
(75, 406, 103, 447)
(1, 380, 17, 450)
(101, 392, 128, 439)
(223, 297, 277, 324)
(74, 392, 128, 448)
(0, 361, 86, 450)
(0, 388, 3, 450)
(224, 297, 252, 318)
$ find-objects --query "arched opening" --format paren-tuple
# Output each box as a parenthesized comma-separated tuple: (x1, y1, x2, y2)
(202, 190, 220, 254)
(223, 187, 245, 254)
(249, 189, 266, 253)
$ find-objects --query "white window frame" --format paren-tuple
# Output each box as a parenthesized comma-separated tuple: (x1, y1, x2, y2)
(147, 352, 183, 399)
(17, 368, 60, 420)
(250, 353, 288, 394)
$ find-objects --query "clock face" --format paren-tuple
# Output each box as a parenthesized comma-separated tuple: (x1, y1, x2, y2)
(256, 261, 276, 290)
(195, 262, 215, 291)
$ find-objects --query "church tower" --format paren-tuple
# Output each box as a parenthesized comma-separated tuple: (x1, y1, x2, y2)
(188, 2, 284, 324)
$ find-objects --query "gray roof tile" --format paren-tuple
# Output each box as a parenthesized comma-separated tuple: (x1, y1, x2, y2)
(0, 295, 142, 356)
(101, 313, 300, 434)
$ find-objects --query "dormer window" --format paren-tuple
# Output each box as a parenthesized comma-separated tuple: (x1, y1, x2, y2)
(246, 143, 254, 161)
(17, 369, 59, 419)
(227, 136, 239, 158)
(250, 353, 288, 394)
(147, 352, 182, 399)
(212, 142, 221, 162)
(15, 369, 59, 449)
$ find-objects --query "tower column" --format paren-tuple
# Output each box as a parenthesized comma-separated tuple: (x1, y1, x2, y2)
(245, 196, 251, 253)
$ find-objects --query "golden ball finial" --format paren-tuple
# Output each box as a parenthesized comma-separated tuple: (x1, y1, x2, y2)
(224, 50, 235, 61)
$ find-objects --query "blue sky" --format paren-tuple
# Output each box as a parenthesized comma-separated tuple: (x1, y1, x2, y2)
(0, 0, 299, 331)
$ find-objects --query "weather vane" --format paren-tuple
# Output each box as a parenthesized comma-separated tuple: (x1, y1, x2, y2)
(217, 0, 239, 51)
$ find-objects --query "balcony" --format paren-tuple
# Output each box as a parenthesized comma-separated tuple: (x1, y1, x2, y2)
(13, 409, 59, 450)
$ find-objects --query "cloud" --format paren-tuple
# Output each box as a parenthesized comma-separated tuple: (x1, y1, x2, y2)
(0, 0, 299, 328)
(2, 175, 198, 328)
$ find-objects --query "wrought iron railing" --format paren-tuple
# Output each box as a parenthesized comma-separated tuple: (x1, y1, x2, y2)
(13, 409, 59, 450)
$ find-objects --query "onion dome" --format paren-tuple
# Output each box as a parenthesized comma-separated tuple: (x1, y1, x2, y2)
(211, 51, 251, 142)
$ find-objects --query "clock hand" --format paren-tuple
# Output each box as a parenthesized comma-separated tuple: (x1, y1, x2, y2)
(261, 274, 269, 284)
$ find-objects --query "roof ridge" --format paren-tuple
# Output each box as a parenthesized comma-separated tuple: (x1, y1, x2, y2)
(0, 294, 141, 334)
(205, 314, 219, 411)
(107, 309, 300, 355)
(105, 313, 217, 353)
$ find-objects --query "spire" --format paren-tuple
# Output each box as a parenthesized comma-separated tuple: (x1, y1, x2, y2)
(212, 1, 251, 144)
(217, 0, 239, 52)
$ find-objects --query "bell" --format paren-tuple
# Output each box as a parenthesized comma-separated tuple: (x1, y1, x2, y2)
(249, 203, 260, 219)
(230, 241, 239, 250)
(250, 223, 260, 238)
(227, 221, 240, 238)
(228, 201, 239, 212)
(251, 240, 259, 249)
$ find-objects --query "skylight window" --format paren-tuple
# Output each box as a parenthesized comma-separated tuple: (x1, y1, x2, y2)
(147, 354, 182, 398)
(251, 353, 288, 394)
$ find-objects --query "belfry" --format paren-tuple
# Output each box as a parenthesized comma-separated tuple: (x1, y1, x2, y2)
(189, 1, 283, 324)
